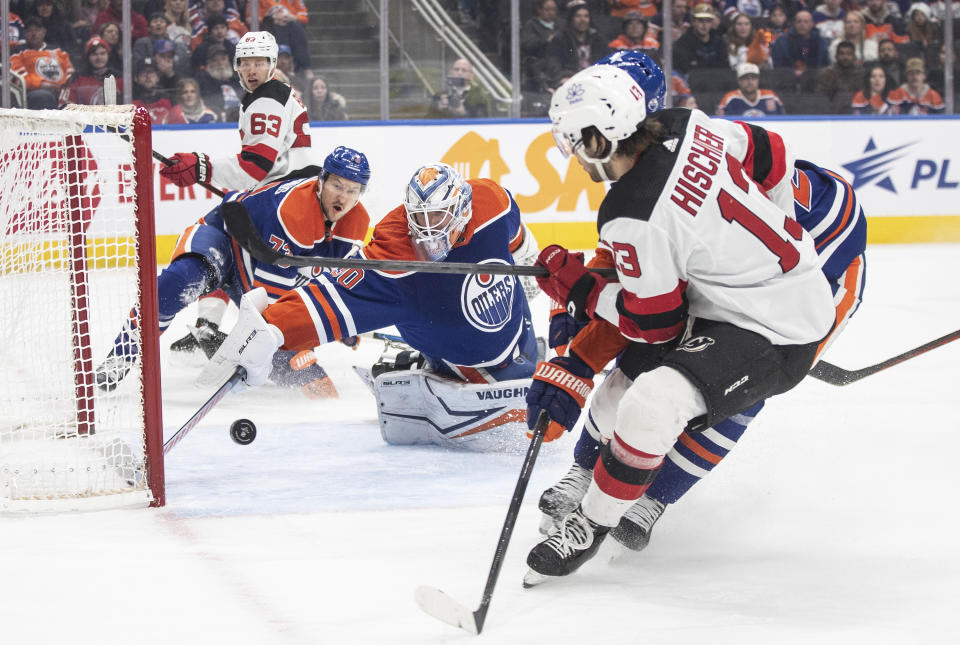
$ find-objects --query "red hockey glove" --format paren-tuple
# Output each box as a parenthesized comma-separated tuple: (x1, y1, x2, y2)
(160, 152, 211, 187)
(535, 245, 606, 322)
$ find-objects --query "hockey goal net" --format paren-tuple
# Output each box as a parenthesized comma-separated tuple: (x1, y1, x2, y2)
(0, 105, 164, 512)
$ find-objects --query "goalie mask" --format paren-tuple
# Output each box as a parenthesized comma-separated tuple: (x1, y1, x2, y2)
(234, 31, 278, 92)
(549, 65, 647, 180)
(404, 163, 472, 262)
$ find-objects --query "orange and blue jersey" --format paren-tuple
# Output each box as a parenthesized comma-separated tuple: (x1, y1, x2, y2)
(173, 176, 369, 306)
(264, 179, 536, 382)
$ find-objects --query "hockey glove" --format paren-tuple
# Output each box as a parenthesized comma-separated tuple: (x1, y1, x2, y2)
(526, 352, 594, 442)
(547, 302, 587, 356)
(160, 152, 212, 187)
(535, 245, 606, 322)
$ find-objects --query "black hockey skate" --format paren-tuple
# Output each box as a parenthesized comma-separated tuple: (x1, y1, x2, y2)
(538, 463, 593, 534)
(169, 318, 227, 358)
(524, 506, 609, 587)
(609, 496, 665, 552)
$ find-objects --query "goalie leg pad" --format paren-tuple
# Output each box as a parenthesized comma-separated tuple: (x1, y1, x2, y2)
(373, 370, 530, 452)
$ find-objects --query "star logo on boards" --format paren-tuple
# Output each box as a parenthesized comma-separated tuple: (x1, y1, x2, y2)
(841, 137, 916, 193)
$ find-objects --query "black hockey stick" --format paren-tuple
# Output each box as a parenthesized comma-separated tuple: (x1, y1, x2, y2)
(162, 366, 246, 454)
(414, 410, 549, 635)
(222, 201, 617, 278)
(152, 149, 227, 198)
(808, 327, 960, 386)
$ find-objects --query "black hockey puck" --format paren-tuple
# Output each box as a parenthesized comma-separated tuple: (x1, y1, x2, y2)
(229, 418, 257, 445)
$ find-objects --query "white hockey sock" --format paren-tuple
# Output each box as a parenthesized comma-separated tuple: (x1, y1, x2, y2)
(581, 480, 639, 528)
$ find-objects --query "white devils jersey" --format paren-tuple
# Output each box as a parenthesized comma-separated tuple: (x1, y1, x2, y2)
(211, 78, 314, 191)
(592, 108, 835, 347)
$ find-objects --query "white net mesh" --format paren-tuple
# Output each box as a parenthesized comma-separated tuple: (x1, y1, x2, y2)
(0, 106, 155, 512)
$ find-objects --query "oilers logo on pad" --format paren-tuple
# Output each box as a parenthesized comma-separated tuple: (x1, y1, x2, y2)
(461, 260, 515, 332)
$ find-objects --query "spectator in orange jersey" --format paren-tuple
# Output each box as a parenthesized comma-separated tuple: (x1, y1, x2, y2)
(888, 56, 945, 113)
(606, 0, 658, 19)
(608, 11, 660, 51)
(8, 12, 25, 49)
(716, 61, 785, 115)
(862, 0, 907, 43)
(11, 17, 74, 108)
(851, 62, 897, 113)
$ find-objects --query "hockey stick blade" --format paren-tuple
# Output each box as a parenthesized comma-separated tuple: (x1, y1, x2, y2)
(222, 202, 616, 278)
(414, 411, 550, 635)
(809, 327, 960, 386)
(162, 366, 246, 454)
(414, 586, 480, 635)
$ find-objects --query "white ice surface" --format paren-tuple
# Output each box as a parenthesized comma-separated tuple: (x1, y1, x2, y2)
(2, 244, 959, 644)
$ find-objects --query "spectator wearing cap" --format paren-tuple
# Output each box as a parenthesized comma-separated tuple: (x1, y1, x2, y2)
(888, 56, 945, 113)
(543, 1, 611, 83)
(133, 57, 173, 124)
(135, 12, 191, 72)
(816, 39, 864, 112)
(608, 11, 659, 50)
(167, 77, 219, 124)
(771, 10, 830, 75)
(250, 0, 312, 71)
(30, 0, 76, 55)
(93, 0, 148, 40)
(11, 16, 75, 108)
(194, 43, 244, 121)
(275, 43, 312, 94)
(153, 38, 183, 99)
(189, 0, 247, 50)
(190, 13, 237, 74)
(673, 3, 728, 74)
(68, 35, 121, 104)
(521, 0, 559, 91)
(716, 61, 785, 114)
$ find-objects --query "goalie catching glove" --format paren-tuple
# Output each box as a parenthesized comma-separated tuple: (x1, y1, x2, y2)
(196, 287, 283, 389)
(526, 352, 594, 442)
(160, 152, 212, 188)
(535, 245, 608, 322)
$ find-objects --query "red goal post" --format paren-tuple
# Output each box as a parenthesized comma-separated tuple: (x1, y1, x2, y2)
(0, 105, 164, 511)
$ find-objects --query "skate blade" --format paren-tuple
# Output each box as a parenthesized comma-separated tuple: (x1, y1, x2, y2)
(522, 569, 553, 588)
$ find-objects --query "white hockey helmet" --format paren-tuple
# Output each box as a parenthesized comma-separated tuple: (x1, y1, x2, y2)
(403, 163, 472, 262)
(549, 65, 648, 165)
(234, 31, 278, 91)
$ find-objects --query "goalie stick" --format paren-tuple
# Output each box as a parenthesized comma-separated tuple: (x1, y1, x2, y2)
(222, 201, 617, 278)
(808, 327, 960, 386)
(414, 410, 549, 635)
(162, 366, 246, 454)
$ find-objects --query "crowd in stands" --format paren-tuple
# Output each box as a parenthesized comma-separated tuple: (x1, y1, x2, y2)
(515, 0, 954, 115)
(4, 0, 957, 117)
(6, 0, 340, 121)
